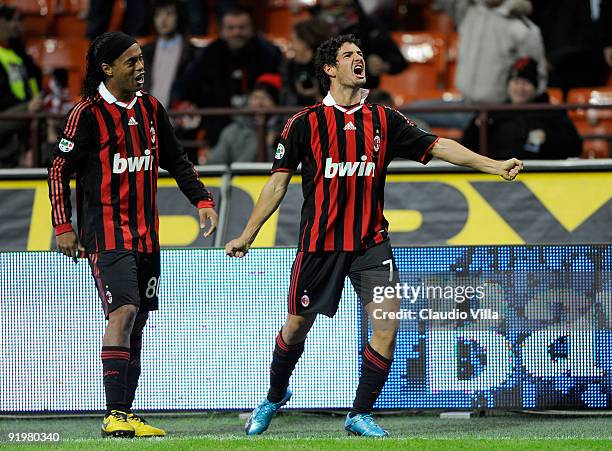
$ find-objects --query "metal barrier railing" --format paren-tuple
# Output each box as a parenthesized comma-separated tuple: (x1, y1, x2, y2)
(0, 103, 610, 167)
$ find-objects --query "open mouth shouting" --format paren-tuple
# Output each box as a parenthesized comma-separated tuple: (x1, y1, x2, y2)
(353, 63, 365, 80)
(135, 71, 145, 86)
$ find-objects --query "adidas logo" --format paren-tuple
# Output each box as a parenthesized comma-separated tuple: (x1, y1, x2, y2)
(128, 117, 138, 126)
(343, 121, 356, 131)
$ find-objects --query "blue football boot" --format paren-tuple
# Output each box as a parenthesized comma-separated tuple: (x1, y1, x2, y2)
(345, 413, 389, 437)
(245, 390, 292, 435)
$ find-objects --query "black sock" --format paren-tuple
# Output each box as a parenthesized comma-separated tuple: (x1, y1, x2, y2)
(101, 346, 130, 415)
(125, 335, 142, 413)
(267, 330, 305, 403)
(349, 343, 392, 417)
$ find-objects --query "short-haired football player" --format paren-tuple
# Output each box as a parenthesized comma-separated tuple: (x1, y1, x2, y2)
(225, 34, 522, 437)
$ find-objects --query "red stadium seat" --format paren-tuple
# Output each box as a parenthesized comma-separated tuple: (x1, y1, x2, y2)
(4, 0, 50, 16)
(567, 87, 612, 123)
(581, 139, 610, 159)
(379, 32, 447, 105)
(422, 7, 455, 37)
(567, 88, 612, 158)
(51, 14, 87, 37)
(262, 6, 296, 37)
(547, 88, 564, 105)
(254, 1, 311, 37)
(27, 38, 90, 100)
(573, 120, 612, 137)
(6, 0, 52, 36)
(573, 121, 612, 159)
(136, 36, 155, 48)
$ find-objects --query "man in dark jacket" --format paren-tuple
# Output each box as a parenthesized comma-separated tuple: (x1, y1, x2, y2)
(462, 57, 583, 159)
(175, 6, 282, 147)
(141, 0, 201, 163)
(141, 0, 196, 108)
(531, 0, 608, 93)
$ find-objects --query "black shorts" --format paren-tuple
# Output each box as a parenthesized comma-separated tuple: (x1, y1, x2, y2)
(287, 241, 400, 317)
(88, 250, 160, 319)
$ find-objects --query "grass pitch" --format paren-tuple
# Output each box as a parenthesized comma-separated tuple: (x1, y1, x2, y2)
(2, 411, 612, 450)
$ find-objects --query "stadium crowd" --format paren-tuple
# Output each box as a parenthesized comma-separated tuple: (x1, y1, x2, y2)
(0, 0, 610, 167)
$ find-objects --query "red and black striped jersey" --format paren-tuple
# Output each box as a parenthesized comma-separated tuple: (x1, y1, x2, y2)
(48, 82, 214, 253)
(272, 90, 438, 253)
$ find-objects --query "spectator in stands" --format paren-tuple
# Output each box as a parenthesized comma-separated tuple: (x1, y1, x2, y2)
(310, 0, 407, 89)
(42, 68, 73, 166)
(281, 18, 332, 106)
(0, 6, 42, 167)
(142, 0, 194, 108)
(2, 6, 42, 89)
(461, 57, 582, 160)
(205, 73, 283, 165)
(142, 0, 201, 163)
(86, 0, 150, 40)
(435, 0, 547, 104)
(175, 6, 282, 147)
(531, 0, 608, 95)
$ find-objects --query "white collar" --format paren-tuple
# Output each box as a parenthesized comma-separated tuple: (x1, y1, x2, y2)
(323, 89, 369, 114)
(98, 82, 142, 109)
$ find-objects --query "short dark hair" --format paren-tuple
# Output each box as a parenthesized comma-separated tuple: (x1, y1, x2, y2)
(314, 34, 361, 93)
(153, 0, 189, 35)
(219, 6, 253, 26)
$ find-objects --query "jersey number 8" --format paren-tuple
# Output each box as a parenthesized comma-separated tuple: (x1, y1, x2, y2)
(145, 276, 160, 298)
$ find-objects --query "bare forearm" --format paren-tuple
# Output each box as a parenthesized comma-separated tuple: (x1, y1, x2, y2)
(241, 178, 288, 244)
(431, 138, 503, 175)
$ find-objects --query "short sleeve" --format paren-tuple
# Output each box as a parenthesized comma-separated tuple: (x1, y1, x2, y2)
(271, 113, 306, 173)
(386, 107, 438, 164)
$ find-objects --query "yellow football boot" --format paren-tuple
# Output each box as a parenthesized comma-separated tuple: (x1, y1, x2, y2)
(127, 413, 167, 437)
(101, 410, 135, 438)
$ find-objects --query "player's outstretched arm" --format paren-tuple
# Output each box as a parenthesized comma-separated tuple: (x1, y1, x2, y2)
(430, 138, 524, 180)
(225, 171, 293, 258)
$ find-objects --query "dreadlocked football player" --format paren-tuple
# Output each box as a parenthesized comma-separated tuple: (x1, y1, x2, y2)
(48, 32, 218, 438)
(225, 34, 523, 437)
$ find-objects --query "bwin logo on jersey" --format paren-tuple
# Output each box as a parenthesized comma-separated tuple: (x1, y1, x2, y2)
(324, 155, 375, 178)
(113, 149, 154, 174)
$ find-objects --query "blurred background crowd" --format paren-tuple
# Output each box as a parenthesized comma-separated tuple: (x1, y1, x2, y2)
(0, 0, 611, 167)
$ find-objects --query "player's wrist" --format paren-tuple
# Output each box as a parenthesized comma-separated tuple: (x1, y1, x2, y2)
(240, 231, 256, 246)
(54, 223, 74, 236)
(197, 199, 215, 210)
(496, 161, 507, 176)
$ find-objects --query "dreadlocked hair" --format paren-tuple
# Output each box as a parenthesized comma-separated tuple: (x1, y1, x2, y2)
(314, 34, 361, 93)
(82, 33, 115, 101)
